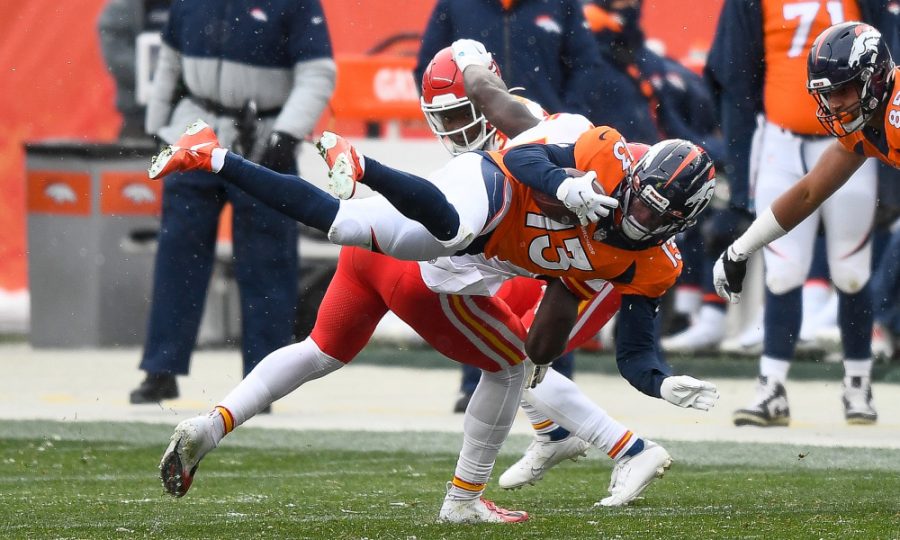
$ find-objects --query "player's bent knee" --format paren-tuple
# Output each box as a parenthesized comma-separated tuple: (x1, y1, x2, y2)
(486, 361, 526, 386)
(327, 216, 373, 250)
(765, 274, 806, 295)
(831, 270, 871, 294)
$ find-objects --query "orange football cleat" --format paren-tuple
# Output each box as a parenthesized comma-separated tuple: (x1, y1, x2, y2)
(315, 131, 363, 199)
(148, 120, 220, 179)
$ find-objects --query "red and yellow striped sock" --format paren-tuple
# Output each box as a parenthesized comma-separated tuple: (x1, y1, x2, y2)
(214, 405, 236, 435)
(448, 476, 486, 499)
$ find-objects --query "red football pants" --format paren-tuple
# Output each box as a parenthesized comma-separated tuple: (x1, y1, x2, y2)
(310, 247, 621, 371)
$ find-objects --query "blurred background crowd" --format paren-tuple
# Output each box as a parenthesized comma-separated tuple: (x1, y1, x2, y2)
(1, 0, 898, 415)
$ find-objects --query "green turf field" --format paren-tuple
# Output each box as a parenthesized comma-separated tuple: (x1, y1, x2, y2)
(0, 420, 898, 539)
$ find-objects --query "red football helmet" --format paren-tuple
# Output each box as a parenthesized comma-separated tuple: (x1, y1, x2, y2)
(421, 46, 502, 155)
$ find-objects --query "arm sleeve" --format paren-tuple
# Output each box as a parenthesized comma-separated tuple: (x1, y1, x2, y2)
(275, 58, 336, 138)
(275, 0, 337, 139)
(500, 143, 578, 195)
(614, 294, 673, 398)
(144, 41, 182, 137)
(703, 0, 764, 211)
(559, 0, 602, 116)
(414, 0, 454, 93)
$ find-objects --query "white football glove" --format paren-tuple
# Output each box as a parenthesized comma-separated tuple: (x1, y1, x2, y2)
(451, 39, 494, 72)
(555, 171, 619, 226)
(660, 375, 720, 411)
(712, 246, 749, 304)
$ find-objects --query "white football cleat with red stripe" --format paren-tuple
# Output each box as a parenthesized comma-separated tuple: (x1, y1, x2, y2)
(148, 120, 220, 179)
(159, 414, 219, 497)
(438, 496, 529, 523)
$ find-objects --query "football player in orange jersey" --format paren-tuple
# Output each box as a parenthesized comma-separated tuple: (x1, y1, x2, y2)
(149, 118, 721, 510)
(707, 2, 895, 428)
(147, 116, 718, 400)
(152, 43, 717, 521)
(715, 21, 900, 426)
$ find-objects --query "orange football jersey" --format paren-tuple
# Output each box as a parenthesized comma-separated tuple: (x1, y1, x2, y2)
(837, 68, 900, 167)
(483, 126, 683, 299)
(762, 0, 861, 134)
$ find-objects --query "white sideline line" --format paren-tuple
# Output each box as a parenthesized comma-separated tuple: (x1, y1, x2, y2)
(1, 344, 898, 449)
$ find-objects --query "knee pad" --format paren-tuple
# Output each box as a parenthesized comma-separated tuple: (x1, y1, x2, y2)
(763, 244, 811, 295)
(830, 265, 871, 294)
(483, 362, 525, 388)
(765, 269, 807, 295)
(327, 207, 374, 250)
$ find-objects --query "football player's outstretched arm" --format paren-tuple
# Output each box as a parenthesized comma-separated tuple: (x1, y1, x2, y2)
(616, 294, 719, 410)
(769, 141, 866, 232)
(450, 38, 539, 139)
(464, 65, 539, 139)
(733, 141, 865, 255)
(525, 280, 580, 365)
(614, 294, 672, 398)
(714, 142, 867, 303)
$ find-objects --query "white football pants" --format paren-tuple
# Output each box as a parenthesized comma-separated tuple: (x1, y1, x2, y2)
(327, 153, 493, 260)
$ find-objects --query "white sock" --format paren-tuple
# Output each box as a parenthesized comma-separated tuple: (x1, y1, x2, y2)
(448, 364, 524, 500)
(760, 356, 791, 383)
(519, 400, 562, 441)
(218, 338, 344, 428)
(524, 368, 631, 458)
(210, 147, 228, 172)
(843, 358, 873, 378)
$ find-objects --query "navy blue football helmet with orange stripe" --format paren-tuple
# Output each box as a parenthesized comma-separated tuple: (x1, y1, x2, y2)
(617, 139, 716, 244)
(807, 22, 895, 137)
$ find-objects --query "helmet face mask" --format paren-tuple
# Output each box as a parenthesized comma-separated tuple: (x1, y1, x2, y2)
(620, 182, 692, 242)
(810, 81, 869, 135)
(807, 22, 895, 137)
(617, 139, 715, 244)
(421, 94, 495, 155)
(420, 47, 500, 155)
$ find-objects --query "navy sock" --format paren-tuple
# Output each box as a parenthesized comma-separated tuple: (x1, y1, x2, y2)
(363, 158, 460, 241)
(839, 283, 873, 359)
(763, 287, 802, 358)
(546, 426, 571, 441)
(624, 438, 645, 457)
(220, 153, 338, 233)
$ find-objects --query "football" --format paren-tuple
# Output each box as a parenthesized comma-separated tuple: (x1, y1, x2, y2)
(530, 168, 604, 225)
